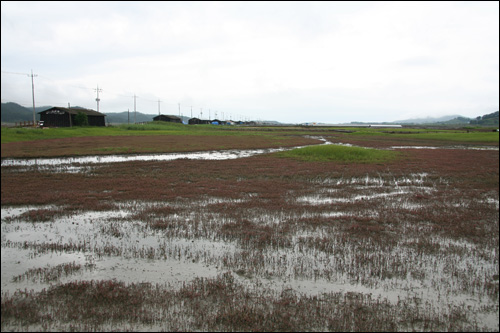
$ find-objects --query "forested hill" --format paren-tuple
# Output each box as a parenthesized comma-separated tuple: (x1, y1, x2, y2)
(1, 102, 46, 122)
(468, 111, 499, 126)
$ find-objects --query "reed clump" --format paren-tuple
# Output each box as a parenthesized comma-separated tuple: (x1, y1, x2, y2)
(1, 273, 485, 332)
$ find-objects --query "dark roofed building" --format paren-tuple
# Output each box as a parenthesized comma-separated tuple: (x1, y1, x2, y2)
(188, 117, 211, 125)
(153, 115, 182, 123)
(211, 119, 225, 125)
(38, 107, 106, 127)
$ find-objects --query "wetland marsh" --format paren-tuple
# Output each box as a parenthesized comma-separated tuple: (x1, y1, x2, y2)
(1, 124, 498, 331)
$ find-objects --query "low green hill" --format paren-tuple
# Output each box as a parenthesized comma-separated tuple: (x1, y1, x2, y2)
(1, 102, 45, 122)
(469, 111, 499, 126)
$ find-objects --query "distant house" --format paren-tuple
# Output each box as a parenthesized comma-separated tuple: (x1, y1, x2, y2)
(188, 117, 202, 125)
(188, 117, 211, 125)
(153, 115, 182, 123)
(211, 119, 224, 125)
(38, 107, 106, 127)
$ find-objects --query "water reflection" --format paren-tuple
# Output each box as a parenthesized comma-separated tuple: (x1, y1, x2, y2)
(1, 146, 308, 168)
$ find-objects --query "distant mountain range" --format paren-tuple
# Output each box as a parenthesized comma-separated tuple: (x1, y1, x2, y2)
(1, 102, 498, 126)
(339, 112, 498, 127)
(393, 114, 466, 124)
(391, 112, 498, 126)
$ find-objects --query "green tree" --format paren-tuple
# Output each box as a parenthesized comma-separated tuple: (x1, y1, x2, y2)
(74, 112, 89, 126)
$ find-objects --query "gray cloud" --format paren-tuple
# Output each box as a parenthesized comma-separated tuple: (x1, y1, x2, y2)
(2, 1, 498, 123)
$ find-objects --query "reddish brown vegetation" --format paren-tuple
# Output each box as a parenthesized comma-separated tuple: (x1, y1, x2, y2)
(2, 147, 497, 204)
(1, 274, 480, 332)
(1, 134, 317, 158)
(1, 133, 498, 331)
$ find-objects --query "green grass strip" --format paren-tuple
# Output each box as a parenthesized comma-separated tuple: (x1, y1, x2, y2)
(1, 122, 262, 143)
(391, 131, 499, 143)
(345, 128, 499, 143)
(277, 144, 400, 163)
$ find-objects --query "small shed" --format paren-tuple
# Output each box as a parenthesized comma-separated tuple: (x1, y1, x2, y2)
(38, 107, 106, 127)
(153, 115, 182, 123)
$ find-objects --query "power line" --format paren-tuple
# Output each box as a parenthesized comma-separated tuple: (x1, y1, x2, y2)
(2, 70, 251, 121)
(1, 70, 29, 76)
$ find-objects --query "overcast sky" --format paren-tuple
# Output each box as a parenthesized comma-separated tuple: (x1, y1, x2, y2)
(1, 1, 499, 123)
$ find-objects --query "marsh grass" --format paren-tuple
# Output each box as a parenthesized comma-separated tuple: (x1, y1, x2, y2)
(1, 131, 498, 332)
(384, 131, 499, 143)
(11, 262, 85, 283)
(343, 127, 499, 142)
(1, 122, 302, 144)
(3, 123, 498, 145)
(1, 273, 484, 332)
(1, 132, 318, 158)
(276, 144, 401, 163)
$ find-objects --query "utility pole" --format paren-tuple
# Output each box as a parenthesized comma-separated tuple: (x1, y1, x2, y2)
(134, 94, 137, 124)
(29, 70, 37, 126)
(158, 99, 161, 115)
(190, 106, 193, 118)
(200, 108, 203, 119)
(94, 85, 102, 112)
(178, 103, 180, 116)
